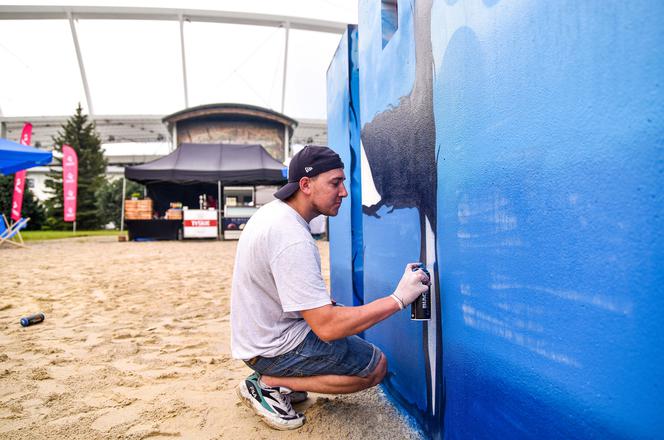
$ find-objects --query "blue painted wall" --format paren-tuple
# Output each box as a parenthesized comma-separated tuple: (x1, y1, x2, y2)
(327, 26, 364, 308)
(328, 0, 664, 438)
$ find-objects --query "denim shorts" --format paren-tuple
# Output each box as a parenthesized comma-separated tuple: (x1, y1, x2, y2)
(244, 330, 382, 378)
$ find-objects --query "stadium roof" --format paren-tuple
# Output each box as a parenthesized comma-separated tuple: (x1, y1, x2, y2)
(0, 1, 356, 133)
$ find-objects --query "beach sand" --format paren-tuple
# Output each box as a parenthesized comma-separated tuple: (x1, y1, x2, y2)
(0, 237, 420, 439)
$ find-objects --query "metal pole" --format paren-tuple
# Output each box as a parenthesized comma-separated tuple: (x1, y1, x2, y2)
(280, 22, 290, 114)
(120, 177, 126, 232)
(68, 12, 94, 117)
(283, 125, 289, 161)
(73, 221, 76, 235)
(179, 14, 189, 108)
(217, 180, 222, 240)
(171, 123, 178, 152)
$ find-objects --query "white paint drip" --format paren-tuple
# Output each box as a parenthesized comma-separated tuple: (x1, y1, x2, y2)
(457, 193, 518, 233)
(462, 303, 581, 368)
(425, 215, 437, 415)
(495, 302, 545, 317)
(466, 303, 545, 332)
(489, 280, 632, 315)
(457, 231, 479, 239)
(360, 140, 381, 208)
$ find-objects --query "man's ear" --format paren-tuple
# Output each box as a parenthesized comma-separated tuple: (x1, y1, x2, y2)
(299, 176, 313, 195)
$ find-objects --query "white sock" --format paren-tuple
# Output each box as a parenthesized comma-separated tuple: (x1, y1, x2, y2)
(258, 378, 292, 394)
(258, 377, 273, 389)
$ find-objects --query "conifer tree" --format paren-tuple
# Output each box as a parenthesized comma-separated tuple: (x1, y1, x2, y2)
(44, 104, 107, 229)
(95, 178, 144, 229)
(0, 175, 46, 229)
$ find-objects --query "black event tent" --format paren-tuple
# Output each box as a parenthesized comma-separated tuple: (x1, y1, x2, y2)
(125, 143, 286, 185)
(124, 143, 287, 215)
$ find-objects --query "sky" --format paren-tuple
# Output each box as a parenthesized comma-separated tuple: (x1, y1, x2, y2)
(0, 0, 358, 120)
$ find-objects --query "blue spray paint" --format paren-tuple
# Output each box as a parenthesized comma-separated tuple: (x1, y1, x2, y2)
(430, 1, 664, 438)
(327, 26, 355, 308)
(360, 0, 444, 434)
(327, 26, 365, 308)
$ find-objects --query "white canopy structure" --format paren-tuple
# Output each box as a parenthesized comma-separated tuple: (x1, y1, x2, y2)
(0, 1, 357, 145)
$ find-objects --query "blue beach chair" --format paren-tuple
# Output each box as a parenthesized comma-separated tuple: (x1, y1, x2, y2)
(0, 214, 29, 248)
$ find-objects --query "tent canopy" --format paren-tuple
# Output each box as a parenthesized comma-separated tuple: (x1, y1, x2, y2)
(125, 143, 287, 185)
(0, 138, 53, 175)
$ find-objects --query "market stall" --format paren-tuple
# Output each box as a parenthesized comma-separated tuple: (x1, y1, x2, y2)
(123, 143, 286, 240)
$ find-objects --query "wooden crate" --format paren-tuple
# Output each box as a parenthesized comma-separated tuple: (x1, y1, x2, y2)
(125, 199, 153, 220)
(165, 208, 183, 220)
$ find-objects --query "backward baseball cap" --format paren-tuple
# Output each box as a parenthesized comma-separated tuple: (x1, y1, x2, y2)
(274, 145, 344, 200)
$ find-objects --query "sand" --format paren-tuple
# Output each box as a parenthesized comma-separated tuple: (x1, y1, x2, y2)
(0, 237, 420, 439)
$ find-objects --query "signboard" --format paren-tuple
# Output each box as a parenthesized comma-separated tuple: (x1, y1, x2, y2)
(183, 209, 218, 238)
(222, 205, 258, 239)
(222, 217, 249, 231)
(62, 145, 78, 222)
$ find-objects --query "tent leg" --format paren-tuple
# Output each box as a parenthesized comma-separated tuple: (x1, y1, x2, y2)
(120, 177, 126, 232)
(281, 22, 290, 115)
(284, 125, 289, 161)
(171, 124, 177, 152)
(217, 181, 222, 240)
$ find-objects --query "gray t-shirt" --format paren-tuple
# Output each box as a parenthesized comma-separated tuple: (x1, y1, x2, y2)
(230, 200, 331, 360)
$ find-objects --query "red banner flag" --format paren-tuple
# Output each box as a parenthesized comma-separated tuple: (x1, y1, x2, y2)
(10, 123, 33, 222)
(62, 145, 78, 222)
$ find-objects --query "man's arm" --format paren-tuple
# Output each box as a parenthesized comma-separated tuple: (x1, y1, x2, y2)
(301, 297, 400, 342)
(301, 263, 430, 342)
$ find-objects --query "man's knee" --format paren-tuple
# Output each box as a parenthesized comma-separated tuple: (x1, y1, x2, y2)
(367, 353, 387, 387)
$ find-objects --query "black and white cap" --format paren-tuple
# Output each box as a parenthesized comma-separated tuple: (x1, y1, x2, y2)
(274, 145, 344, 200)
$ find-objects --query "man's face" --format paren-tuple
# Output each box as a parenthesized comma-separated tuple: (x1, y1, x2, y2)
(308, 168, 348, 217)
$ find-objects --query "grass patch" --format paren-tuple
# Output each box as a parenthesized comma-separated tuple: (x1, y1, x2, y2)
(21, 230, 127, 242)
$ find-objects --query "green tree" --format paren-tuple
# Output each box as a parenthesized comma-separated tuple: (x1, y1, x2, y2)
(0, 175, 46, 230)
(44, 104, 107, 229)
(96, 178, 144, 229)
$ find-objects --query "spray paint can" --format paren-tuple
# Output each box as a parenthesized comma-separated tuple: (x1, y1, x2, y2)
(20, 313, 45, 327)
(411, 264, 431, 321)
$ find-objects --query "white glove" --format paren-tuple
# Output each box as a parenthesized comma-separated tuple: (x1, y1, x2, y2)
(390, 263, 430, 310)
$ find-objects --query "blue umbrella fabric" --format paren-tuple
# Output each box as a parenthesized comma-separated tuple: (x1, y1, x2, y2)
(0, 138, 53, 175)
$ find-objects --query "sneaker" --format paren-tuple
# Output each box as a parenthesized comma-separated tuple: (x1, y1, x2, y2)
(237, 373, 305, 430)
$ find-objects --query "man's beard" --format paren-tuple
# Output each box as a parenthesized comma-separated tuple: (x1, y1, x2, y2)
(311, 199, 340, 217)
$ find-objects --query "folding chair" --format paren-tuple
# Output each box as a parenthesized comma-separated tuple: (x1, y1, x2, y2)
(0, 214, 29, 248)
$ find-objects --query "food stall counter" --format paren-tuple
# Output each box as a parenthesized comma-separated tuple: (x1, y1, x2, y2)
(183, 209, 218, 239)
(223, 205, 259, 239)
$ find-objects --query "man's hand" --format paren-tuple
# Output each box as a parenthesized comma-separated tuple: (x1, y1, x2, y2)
(391, 263, 430, 309)
(301, 263, 430, 341)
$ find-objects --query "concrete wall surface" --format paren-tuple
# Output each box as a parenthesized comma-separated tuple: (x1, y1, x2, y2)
(176, 119, 286, 161)
(327, 1, 664, 438)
